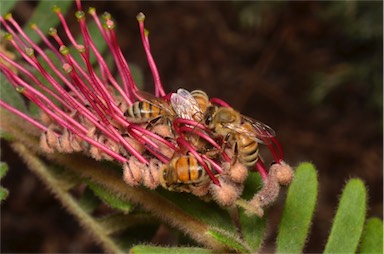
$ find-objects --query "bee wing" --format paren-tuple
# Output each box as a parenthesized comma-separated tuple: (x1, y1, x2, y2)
(135, 90, 174, 115)
(223, 115, 276, 144)
(171, 88, 203, 120)
(241, 115, 276, 143)
(222, 123, 264, 143)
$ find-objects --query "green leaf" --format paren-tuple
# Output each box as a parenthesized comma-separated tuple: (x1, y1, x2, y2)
(23, 0, 74, 44)
(157, 189, 235, 232)
(359, 217, 383, 254)
(79, 186, 101, 213)
(324, 178, 367, 253)
(27, 102, 42, 119)
(241, 171, 263, 200)
(129, 245, 213, 254)
(0, 162, 9, 202)
(0, 0, 18, 16)
(129, 63, 144, 89)
(0, 161, 8, 178)
(0, 128, 15, 140)
(0, 187, 9, 202)
(0, 73, 28, 113)
(88, 182, 132, 214)
(277, 162, 318, 254)
(207, 228, 250, 253)
(97, 213, 157, 236)
(240, 211, 266, 252)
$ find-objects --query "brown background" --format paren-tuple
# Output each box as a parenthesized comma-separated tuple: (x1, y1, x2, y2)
(1, 1, 382, 253)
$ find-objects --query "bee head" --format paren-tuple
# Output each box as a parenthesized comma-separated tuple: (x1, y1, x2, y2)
(203, 106, 217, 128)
(215, 107, 240, 125)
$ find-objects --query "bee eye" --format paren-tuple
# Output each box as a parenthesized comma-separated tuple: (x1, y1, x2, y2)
(205, 115, 212, 126)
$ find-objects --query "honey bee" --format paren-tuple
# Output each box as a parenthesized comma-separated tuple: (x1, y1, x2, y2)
(124, 90, 175, 124)
(190, 90, 210, 114)
(171, 88, 210, 122)
(171, 89, 217, 154)
(124, 89, 207, 136)
(169, 89, 207, 122)
(203, 106, 276, 167)
(159, 155, 211, 192)
(124, 88, 208, 124)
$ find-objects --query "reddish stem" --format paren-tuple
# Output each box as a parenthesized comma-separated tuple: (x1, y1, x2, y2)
(30, 23, 64, 62)
(136, 13, 166, 97)
(53, 6, 79, 48)
(271, 137, 284, 161)
(201, 155, 223, 174)
(129, 124, 178, 151)
(87, 8, 133, 105)
(173, 118, 210, 132)
(0, 100, 47, 132)
(173, 118, 231, 162)
(4, 15, 87, 104)
(0, 15, 27, 48)
(0, 52, 71, 109)
(255, 159, 268, 181)
(103, 18, 138, 101)
(210, 97, 231, 107)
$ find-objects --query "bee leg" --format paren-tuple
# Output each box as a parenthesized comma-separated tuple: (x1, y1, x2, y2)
(176, 184, 192, 193)
(221, 132, 235, 160)
(145, 116, 162, 131)
(221, 132, 232, 150)
(165, 117, 176, 137)
(231, 142, 239, 166)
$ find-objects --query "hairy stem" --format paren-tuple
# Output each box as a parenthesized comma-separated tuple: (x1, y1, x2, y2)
(11, 142, 124, 253)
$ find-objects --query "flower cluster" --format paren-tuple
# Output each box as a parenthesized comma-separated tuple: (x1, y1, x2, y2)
(0, 0, 293, 216)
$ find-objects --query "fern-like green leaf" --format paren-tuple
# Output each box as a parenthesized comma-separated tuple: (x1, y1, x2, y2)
(324, 178, 366, 253)
(359, 217, 383, 254)
(276, 162, 318, 254)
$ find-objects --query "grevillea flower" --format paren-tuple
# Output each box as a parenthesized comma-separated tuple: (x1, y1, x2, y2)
(0, 0, 292, 214)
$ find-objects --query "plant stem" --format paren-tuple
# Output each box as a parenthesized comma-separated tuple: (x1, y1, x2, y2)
(11, 142, 124, 253)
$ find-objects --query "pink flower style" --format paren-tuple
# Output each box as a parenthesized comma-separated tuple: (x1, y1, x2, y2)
(0, 0, 292, 212)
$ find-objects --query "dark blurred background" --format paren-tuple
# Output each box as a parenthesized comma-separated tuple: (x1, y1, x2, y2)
(1, 1, 382, 253)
